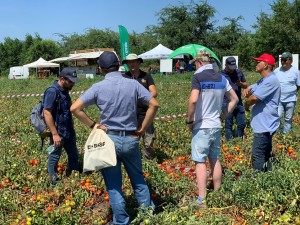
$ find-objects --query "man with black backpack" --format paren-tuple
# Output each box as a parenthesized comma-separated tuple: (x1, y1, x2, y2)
(43, 67, 80, 185)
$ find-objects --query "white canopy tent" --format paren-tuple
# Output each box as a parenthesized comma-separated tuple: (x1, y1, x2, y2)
(138, 44, 183, 60)
(23, 57, 60, 77)
(23, 57, 60, 68)
(50, 51, 104, 62)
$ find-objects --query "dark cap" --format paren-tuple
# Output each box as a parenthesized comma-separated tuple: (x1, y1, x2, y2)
(97, 51, 119, 69)
(60, 67, 79, 83)
(280, 52, 292, 59)
(225, 57, 237, 70)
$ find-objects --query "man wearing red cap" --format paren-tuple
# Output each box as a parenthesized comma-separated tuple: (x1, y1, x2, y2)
(243, 53, 281, 172)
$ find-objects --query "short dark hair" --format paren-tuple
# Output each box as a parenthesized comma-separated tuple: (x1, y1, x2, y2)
(101, 65, 119, 74)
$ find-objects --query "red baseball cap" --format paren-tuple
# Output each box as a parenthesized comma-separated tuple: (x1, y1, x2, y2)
(252, 53, 275, 66)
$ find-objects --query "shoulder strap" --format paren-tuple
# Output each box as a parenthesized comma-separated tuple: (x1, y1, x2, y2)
(43, 85, 61, 128)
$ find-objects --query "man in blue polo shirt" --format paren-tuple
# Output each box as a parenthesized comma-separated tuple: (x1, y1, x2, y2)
(71, 51, 159, 225)
(274, 52, 300, 134)
(43, 67, 80, 185)
(243, 53, 280, 172)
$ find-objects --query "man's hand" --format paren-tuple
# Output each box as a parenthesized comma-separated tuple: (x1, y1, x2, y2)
(96, 124, 107, 132)
(52, 133, 62, 147)
(243, 87, 253, 98)
(187, 123, 194, 131)
(136, 128, 144, 139)
(236, 80, 242, 87)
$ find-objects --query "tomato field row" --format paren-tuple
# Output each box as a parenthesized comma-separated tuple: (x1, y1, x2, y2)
(0, 73, 299, 225)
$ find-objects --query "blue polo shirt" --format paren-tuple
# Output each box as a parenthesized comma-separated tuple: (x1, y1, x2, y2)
(274, 66, 300, 102)
(250, 72, 281, 133)
(79, 71, 152, 131)
(43, 80, 74, 138)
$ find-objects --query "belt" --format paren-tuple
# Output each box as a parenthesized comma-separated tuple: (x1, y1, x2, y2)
(106, 130, 137, 136)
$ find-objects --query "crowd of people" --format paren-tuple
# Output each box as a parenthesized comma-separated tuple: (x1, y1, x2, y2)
(41, 50, 300, 225)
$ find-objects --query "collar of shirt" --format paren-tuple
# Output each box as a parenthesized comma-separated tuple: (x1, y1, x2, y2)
(125, 69, 146, 79)
(105, 71, 122, 79)
(53, 80, 66, 92)
(194, 64, 213, 74)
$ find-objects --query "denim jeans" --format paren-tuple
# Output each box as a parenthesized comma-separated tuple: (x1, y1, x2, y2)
(278, 101, 296, 134)
(225, 104, 246, 141)
(252, 132, 273, 172)
(47, 134, 79, 184)
(101, 134, 154, 225)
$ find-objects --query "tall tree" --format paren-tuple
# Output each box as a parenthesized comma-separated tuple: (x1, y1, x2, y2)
(253, 0, 300, 57)
(58, 29, 120, 56)
(0, 38, 22, 75)
(147, 0, 216, 50)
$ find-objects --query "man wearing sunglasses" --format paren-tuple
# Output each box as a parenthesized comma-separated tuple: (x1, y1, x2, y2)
(243, 54, 280, 172)
(43, 67, 80, 185)
(274, 52, 300, 134)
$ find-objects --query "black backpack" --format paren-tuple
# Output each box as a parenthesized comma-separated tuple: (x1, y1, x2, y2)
(30, 87, 61, 151)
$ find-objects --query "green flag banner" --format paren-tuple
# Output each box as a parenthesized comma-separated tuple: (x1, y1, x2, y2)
(118, 25, 130, 71)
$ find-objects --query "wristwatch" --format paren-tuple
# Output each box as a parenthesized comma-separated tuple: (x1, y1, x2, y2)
(186, 120, 194, 124)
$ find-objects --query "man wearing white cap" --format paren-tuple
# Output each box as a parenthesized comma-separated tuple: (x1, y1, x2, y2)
(122, 53, 158, 160)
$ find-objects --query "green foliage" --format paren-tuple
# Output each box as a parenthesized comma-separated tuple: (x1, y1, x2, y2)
(0, 38, 22, 75)
(147, 0, 216, 50)
(57, 28, 120, 56)
(253, 0, 300, 59)
(1, 0, 300, 76)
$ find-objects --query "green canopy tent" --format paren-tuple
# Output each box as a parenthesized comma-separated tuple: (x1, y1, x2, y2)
(167, 43, 221, 65)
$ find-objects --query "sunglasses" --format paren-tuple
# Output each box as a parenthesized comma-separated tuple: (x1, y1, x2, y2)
(280, 58, 288, 62)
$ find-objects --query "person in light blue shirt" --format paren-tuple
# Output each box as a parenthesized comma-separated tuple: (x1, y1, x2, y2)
(243, 53, 280, 172)
(274, 52, 300, 134)
(71, 51, 159, 225)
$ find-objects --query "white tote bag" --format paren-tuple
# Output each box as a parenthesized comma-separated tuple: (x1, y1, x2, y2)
(83, 127, 116, 172)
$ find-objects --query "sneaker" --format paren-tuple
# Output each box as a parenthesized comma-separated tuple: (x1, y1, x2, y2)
(194, 199, 207, 209)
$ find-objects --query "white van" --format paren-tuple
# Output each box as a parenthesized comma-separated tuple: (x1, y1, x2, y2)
(8, 66, 29, 79)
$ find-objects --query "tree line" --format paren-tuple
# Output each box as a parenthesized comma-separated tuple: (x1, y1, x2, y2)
(0, 0, 299, 76)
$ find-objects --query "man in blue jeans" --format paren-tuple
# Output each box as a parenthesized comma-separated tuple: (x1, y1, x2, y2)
(274, 52, 300, 134)
(43, 67, 80, 185)
(244, 53, 280, 172)
(71, 51, 159, 225)
(221, 57, 247, 141)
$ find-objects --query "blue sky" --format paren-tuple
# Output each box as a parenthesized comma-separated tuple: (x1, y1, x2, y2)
(0, 0, 276, 42)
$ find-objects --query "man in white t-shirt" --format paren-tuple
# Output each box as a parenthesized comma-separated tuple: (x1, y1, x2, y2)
(187, 51, 238, 208)
(274, 52, 300, 134)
